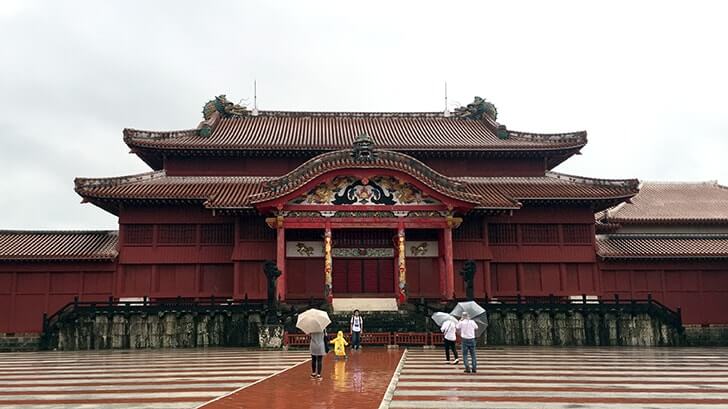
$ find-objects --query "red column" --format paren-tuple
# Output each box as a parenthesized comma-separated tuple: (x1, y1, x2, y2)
(443, 227, 455, 300)
(276, 224, 286, 301)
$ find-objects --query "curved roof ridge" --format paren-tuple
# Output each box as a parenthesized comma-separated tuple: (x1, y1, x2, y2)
(546, 171, 640, 188)
(640, 180, 721, 186)
(0, 230, 118, 235)
(249, 148, 496, 206)
(75, 170, 166, 190)
(507, 129, 587, 144)
(123, 128, 198, 142)
(255, 110, 449, 118)
(604, 232, 728, 239)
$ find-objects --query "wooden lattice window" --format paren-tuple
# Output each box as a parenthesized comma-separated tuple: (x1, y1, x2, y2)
(201, 224, 234, 244)
(157, 224, 197, 244)
(488, 224, 517, 244)
(521, 224, 559, 244)
(562, 224, 592, 244)
(239, 216, 275, 240)
(124, 224, 153, 245)
(453, 217, 484, 240)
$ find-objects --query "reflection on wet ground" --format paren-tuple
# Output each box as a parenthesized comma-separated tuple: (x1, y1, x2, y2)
(200, 349, 403, 409)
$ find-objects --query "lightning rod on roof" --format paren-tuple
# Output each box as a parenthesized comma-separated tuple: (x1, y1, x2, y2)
(252, 80, 259, 116)
(443, 81, 450, 117)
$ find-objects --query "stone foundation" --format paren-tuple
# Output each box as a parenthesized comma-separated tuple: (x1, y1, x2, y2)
(258, 325, 284, 348)
(0, 333, 41, 352)
(485, 310, 682, 346)
(53, 311, 262, 350)
(684, 325, 728, 346)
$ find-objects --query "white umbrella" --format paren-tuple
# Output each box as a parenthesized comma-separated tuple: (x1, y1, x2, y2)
(450, 301, 486, 319)
(472, 313, 488, 337)
(431, 312, 458, 327)
(296, 308, 331, 334)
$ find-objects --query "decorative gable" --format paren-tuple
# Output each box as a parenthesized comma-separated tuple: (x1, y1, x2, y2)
(290, 176, 442, 206)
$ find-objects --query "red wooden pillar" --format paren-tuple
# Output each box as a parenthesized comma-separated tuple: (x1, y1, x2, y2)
(276, 221, 286, 301)
(443, 227, 455, 300)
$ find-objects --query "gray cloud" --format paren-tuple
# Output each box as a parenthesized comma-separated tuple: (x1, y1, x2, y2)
(1, 0, 726, 229)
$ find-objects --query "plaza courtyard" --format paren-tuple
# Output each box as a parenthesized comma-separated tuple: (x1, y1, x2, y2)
(1, 347, 728, 408)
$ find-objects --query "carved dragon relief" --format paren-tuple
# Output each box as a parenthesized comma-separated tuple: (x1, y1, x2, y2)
(289, 176, 441, 206)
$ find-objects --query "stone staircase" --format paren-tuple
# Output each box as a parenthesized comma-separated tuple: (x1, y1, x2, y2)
(328, 309, 430, 334)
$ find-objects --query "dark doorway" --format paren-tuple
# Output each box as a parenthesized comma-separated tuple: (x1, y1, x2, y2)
(332, 258, 394, 295)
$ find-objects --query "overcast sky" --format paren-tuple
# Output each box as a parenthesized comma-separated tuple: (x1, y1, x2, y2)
(1, 0, 726, 230)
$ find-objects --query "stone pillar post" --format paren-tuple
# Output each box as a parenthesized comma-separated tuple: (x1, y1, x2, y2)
(397, 227, 407, 303)
(324, 226, 333, 304)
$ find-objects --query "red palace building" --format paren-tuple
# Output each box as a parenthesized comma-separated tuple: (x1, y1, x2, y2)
(1, 96, 726, 342)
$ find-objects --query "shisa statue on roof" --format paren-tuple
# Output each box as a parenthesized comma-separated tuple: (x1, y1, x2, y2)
(454, 96, 498, 121)
(202, 95, 248, 120)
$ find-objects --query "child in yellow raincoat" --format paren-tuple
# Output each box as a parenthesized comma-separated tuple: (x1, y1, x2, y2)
(329, 330, 349, 359)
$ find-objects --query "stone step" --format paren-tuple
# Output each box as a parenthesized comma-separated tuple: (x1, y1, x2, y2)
(331, 297, 398, 312)
(0, 334, 41, 352)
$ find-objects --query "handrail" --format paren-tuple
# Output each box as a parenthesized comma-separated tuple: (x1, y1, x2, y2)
(412, 293, 683, 329)
(40, 296, 268, 349)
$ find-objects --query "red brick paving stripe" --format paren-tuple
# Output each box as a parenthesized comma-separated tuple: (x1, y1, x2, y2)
(0, 387, 234, 396)
(0, 397, 210, 405)
(402, 371, 728, 378)
(2, 362, 304, 373)
(0, 362, 288, 374)
(403, 366, 728, 373)
(402, 378, 728, 385)
(0, 373, 272, 382)
(392, 396, 728, 404)
(396, 386, 728, 394)
(1, 379, 256, 388)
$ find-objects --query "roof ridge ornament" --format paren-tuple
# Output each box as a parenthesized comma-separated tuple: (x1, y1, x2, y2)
(351, 133, 377, 163)
(202, 95, 249, 120)
(454, 96, 498, 121)
(198, 95, 249, 137)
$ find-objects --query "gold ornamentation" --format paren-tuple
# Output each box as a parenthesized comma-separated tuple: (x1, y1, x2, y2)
(324, 230, 333, 302)
(296, 242, 314, 257)
(397, 229, 407, 303)
(410, 242, 428, 256)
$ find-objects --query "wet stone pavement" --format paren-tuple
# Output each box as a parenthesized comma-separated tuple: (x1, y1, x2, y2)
(1, 347, 728, 408)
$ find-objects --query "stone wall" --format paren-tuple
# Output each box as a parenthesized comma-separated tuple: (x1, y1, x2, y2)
(684, 325, 728, 346)
(0, 333, 41, 352)
(484, 310, 682, 347)
(52, 311, 262, 350)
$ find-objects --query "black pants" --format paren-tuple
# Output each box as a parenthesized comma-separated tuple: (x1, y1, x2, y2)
(311, 355, 323, 375)
(444, 339, 458, 361)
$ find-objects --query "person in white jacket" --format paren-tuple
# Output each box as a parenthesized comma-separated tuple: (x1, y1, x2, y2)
(456, 311, 478, 373)
(440, 319, 460, 364)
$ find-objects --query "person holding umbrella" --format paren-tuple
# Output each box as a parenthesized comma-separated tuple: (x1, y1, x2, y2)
(296, 308, 331, 379)
(432, 312, 459, 365)
(456, 311, 478, 373)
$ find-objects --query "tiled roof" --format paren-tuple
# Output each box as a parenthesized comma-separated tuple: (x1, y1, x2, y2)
(75, 172, 273, 211)
(0, 231, 118, 261)
(75, 156, 637, 214)
(597, 234, 728, 259)
(124, 111, 587, 153)
(460, 172, 639, 202)
(603, 181, 728, 224)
